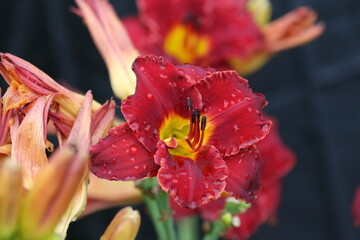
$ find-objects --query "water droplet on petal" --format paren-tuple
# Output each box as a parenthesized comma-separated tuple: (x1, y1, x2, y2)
(130, 146, 138, 154)
(147, 93, 153, 100)
(144, 124, 151, 133)
(134, 165, 139, 170)
(223, 100, 229, 109)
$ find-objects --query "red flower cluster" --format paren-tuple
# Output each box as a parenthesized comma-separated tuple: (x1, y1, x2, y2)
(90, 55, 271, 208)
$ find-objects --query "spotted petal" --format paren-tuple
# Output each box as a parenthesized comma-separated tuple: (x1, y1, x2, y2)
(90, 123, 159, 181)
(155, 142, 228, 208)
(196, 71, 271, 156)
(122, 56, 201, 153)
(224, 146, 262, 203)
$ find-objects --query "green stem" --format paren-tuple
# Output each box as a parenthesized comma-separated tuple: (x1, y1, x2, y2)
(177, 216, 198, 240)
(203, 221, 227, 240)
(138, 178, 177, 240)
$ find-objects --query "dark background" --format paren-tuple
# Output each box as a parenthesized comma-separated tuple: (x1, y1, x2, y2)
(1, 0, 360, 239)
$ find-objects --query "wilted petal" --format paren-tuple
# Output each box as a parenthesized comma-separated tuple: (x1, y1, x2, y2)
(0, 158, 23, 239)
(90, 123, 159, 181)
(91, 98, 116, 144)
(196, 71, 271, 156)
(101, 207, 140, 240)
(75, 0, 138, 99)
(67, 91, 92, 153)
(19, 145, 88, 239)
(224, 146, 262, 203)
(11, 96, 52, 189)
(155, 142, 228, 208)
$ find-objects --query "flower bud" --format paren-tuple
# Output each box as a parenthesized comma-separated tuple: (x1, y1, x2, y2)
(101, 207, 140, 240)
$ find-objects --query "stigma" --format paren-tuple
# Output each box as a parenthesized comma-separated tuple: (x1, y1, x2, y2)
(186, 97, 207, 152)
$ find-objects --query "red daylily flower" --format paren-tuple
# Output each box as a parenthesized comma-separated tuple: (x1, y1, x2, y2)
(90, 55, 271, 208)
(121, 0, 324, 74)
(351, 185, 360, 227)
(170, 117, 296, 238)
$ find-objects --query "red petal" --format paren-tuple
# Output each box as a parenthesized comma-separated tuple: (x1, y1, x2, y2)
(257, 118, 296, 187)
(121, 56, 201, 153)
(352, 185, 360, 227)
(90, 123, 159, 181)
(177, 64, 216, 81)
(137, 0, 190, 37)
(224, 146, 262, 203)
(196, 71, 272, 156)
(155, 142, 228, 208)
(225, 181, 282, 240)
(169, 197, 197, 219)
(122, 16, 166, 57)
(202, 0, 264, 63)
(199, 198, 226, 221)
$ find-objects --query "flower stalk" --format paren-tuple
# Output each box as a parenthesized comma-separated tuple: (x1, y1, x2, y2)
(137, 178, 177, 240)
(177, 216, 198, 240)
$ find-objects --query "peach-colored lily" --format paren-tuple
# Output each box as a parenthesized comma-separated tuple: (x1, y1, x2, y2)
(75, 0, 138, 100)
(0, 53, 102, 138)
(101, 207, 140, 240)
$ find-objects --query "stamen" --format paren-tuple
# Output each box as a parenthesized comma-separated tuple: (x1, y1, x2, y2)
(194, 116, 206, 152)
(200, 116, 207, 131)
(188, 108, 199, 141)
(191, 109, 200, 144)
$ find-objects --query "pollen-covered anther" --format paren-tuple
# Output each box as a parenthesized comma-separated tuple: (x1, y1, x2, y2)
(185, 99, 207, 152)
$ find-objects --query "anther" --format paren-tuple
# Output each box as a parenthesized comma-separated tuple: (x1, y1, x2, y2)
(186, 97, 192, 110)
(192, 108, 199, 123)
(201, 116, 207, 131)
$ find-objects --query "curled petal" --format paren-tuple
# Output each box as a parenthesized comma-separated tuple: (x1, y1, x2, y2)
(20, 145, 88, 239)
(262, 7, 325, 54)
(75, 0, 138, 99)
(101, 207, 140, 240)
(90, 123, 159, 181)
(122, 55, 201, 153)
(196, 71, 271, 156)
(11, 96, 52, 189)
(224, 146, 262, 202)
(67, 91, 92, 153)
(155, 142, 228, 208)
(352, 186, 360, 227)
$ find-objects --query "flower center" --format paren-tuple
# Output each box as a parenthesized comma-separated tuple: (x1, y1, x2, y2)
(163, 24, 210, 64)
(159, 98, 212, 159)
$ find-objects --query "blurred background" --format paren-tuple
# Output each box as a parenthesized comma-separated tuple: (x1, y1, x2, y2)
(1, 0, 360, 239)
